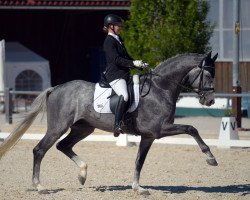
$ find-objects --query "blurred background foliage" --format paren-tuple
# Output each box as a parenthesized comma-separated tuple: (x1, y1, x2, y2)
(122, 0, 214, 68)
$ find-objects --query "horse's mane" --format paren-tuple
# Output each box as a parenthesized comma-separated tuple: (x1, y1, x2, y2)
(154, 53, 204, 72)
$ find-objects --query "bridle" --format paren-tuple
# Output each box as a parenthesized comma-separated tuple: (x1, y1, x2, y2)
(189, 66, 215, 98)
(140, 63, 215, 98)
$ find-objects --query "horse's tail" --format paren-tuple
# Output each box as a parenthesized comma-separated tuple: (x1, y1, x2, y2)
(0, 87, 54, 160)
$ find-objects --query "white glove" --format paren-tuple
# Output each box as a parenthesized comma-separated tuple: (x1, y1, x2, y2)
(133, 60, 149, 68)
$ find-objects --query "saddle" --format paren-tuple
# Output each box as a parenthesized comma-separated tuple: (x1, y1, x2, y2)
(94, 73, 140, 114)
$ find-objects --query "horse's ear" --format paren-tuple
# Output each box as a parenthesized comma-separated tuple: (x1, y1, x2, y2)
(207, 51, 212, 58)
(212, 53, 218, 62)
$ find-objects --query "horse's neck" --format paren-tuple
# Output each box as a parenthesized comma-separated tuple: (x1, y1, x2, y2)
(154, 54, 202, 78)
(152, 65, 193, 90)
(155, 64, 193, 78)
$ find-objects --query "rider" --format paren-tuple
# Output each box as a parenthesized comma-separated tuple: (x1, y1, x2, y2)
(103, 14, 148, 137)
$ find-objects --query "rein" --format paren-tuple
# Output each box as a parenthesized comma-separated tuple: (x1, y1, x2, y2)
(140, 68, 153, 97)
(97, 63, 214, 99)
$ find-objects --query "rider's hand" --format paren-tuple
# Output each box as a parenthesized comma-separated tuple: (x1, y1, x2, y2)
(133, 60, 149, 68)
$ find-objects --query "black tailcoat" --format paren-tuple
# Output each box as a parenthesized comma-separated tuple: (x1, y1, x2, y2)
(103, 35, 134, 82)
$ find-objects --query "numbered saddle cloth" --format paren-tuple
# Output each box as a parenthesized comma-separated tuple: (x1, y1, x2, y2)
(93, 75, 140, 114)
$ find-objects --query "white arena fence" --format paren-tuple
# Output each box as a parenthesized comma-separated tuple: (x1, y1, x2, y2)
(0, 89, 250, 124)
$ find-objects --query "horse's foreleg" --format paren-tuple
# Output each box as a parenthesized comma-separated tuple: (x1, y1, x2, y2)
(132, 136, 154, 195)
(56, 123, 94, 186)
(158, 124, 218, 166)
(186, 126, 218, 166)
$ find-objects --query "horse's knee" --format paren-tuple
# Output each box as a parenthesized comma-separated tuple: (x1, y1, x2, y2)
(187, 126, 198, 136)
(33, 146, 46, 159)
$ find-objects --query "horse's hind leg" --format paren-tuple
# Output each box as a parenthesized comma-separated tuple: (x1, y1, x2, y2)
(56, 121, 94, 186)
(32, 128, 67, 193)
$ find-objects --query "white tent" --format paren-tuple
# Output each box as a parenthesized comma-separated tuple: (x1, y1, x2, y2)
(1, 42, 51, 92)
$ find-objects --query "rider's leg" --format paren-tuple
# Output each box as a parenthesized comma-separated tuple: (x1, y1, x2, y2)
(109, 79, 128, 137)
(114, 95, 126, 136)
(109, 79, 129, 102)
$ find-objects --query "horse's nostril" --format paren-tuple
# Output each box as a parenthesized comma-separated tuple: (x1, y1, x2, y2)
(210, 100, 215, 105)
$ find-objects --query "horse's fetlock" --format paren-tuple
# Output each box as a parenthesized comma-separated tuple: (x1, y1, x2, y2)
(80, 163, 88, 169)
(132, 182, 139, 190)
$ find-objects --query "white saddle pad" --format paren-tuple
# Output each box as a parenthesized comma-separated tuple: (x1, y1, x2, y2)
(93, 77, 140, 114)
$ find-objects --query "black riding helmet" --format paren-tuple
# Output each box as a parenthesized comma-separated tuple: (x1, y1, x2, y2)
(103, 14, 122, 32)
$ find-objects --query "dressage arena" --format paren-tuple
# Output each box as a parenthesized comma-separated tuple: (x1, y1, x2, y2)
(0, 114, 249, 200)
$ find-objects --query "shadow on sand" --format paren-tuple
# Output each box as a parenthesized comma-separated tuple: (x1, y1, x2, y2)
(26, 188, 65, 194)
(26, 184, 249, 196)
(103, 184, 250, 196)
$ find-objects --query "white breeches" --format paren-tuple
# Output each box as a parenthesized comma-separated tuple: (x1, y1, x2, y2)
(109, 79, 128, 102)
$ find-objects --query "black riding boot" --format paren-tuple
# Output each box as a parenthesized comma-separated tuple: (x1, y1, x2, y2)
(114, 95, 126, 137)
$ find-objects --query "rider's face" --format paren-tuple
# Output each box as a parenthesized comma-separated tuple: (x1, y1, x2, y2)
(113, 23, 122, 35)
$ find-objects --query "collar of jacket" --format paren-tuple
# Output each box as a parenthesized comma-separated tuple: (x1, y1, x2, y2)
(108, 32, 122, 44)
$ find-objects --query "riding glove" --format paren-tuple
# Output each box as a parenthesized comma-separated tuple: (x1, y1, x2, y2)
(133, 60, 149, 68)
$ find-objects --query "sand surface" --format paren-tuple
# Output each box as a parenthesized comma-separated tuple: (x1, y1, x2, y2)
(0, 140, 249, 200)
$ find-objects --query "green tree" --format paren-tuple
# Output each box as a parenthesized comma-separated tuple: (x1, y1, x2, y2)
(122, 0, 214, 66)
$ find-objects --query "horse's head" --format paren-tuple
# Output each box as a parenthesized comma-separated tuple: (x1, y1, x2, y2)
(188, 52, 218, 106)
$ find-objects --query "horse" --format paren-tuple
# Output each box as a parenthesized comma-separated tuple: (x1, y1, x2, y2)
(0, 52, 218, 194)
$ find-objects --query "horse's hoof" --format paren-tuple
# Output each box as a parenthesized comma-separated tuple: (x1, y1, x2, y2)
(78, 168, 87, 185)
(133, 186, 150, 196)
(78, 175, 87, 185)
(206, 158, 218, 166)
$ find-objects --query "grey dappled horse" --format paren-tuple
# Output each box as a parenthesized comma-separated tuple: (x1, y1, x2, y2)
(0, 52, 218, 194)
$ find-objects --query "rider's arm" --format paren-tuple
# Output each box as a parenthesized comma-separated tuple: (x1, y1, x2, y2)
(104, 37, 134, 68)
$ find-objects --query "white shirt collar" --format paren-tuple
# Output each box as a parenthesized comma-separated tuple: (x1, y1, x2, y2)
(108, 32, 121, 44)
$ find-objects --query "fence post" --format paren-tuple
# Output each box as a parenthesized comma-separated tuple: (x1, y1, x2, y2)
(248, 94, 250, 118)
(4, 88, 12, 124)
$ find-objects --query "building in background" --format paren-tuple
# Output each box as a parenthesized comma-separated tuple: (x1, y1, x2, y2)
(0, 0, 130, 86)
(207, 0, 249, 61)
(0, 0, 249, 92)
(207, 0, 250, 92)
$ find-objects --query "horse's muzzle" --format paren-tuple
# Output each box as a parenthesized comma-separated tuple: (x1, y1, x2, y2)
(206, 99, 215, 106)
(199, 92, 215, 106)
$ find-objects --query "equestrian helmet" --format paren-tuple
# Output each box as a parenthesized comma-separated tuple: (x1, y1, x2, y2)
(103, 14, 122, 30)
